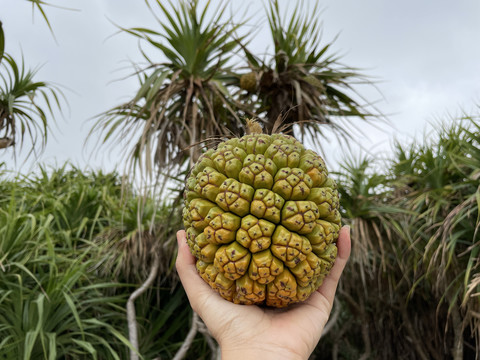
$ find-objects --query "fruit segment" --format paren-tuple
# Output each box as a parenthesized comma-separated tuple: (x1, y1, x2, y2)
(185, 198, 217, 230)
(307, 220, 340, 256)
(264, 141, 303, 169)
(290, 252, 322, 287)
(213, 273, 236, 301)
(298, 150, 328, 187)
(308, 187, 340, 219)
(271, 225, 312, 268)
(238, 134, 272, 154)
(194, 167, 227, 202)
(191, 149, 216, 175)
(190, 232, 219, 262)
(203, 208, 241, 244)
(234, 275, 266, 304)
(272, 167, 313, 200)
(212, 145, 247, 179)
(214, 242, 251, 281)
(281, 200, 319, 234)
(215, 178, 255, 217)
(266, 269, 297, 307)
(236, 215, 275, 252)
(250, 189, 285, 224)
(248, 250, 284, 284)
(239, 154, 277, 189)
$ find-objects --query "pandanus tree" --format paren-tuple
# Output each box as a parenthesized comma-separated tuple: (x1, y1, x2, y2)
(0, 19, 63, 157)
(89, 1, 378, 357)
(239, 0, 374, 145)
(91, 0, 249, 180)
(317, 118, 480, 360)
(92, 0, 377, 181)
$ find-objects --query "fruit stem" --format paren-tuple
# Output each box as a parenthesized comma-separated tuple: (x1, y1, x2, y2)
(246, 118, 263, 134)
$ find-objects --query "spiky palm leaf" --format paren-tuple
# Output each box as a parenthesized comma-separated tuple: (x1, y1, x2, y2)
(26, 0, 76, 35)
(92, 0, 248, 179)
(94, 195, 182, 285)
(241, 0, 376, 145)
(0, 53, 63, 155)
(328, 117, 480, 359)
(0, 166, 136, 358)
(392, 118, 480, 352)
(0, 22, 4, 64)
(0, 164, 212, 358)
(26, 0, 54, 33)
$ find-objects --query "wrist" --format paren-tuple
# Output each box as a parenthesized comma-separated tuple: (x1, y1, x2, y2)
(221, 345, 305, 360)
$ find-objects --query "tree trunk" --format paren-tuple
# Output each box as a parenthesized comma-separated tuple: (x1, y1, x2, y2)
(127, 255, 160, 360)
(450, 304, 464, 360)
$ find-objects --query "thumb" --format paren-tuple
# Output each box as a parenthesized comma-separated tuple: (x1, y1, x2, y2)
(175, 230, 220, 313)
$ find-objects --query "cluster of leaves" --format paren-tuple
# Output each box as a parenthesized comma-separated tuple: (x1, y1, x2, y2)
(0, 165, 202, 359)
(313, 117, 480, 360)
(91, 0, 376, 181)
(0, 12, 63, 157)
(243, 0, 374, 144)
(2, 115, 479, 359)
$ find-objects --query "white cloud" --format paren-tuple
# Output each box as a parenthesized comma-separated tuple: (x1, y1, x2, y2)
(1, 0, 479, 174)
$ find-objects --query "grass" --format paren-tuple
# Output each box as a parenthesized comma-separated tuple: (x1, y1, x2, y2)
(313, 116, 480, 359)
(0, 164, 204, 359)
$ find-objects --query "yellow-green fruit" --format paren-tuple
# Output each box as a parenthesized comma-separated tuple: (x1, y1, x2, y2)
(239, 72, 257, 93)
(183, 133, 341, 307)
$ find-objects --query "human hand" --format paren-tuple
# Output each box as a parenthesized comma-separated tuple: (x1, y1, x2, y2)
(175, 226, 351, 360)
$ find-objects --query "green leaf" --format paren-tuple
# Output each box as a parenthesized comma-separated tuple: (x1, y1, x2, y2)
(0, 21, 4, 64)
(71, 339, 97, 359)
(47, 334, 56, 360)
(0, 53, 65, 156)
(63, 292, 84, 339)
(84, 318, 139, 354)
(24, 331, 39, 360)
(91, 0, 247, 180)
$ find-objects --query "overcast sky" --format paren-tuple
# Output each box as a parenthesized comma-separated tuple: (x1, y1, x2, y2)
(2, 0, 480, 175)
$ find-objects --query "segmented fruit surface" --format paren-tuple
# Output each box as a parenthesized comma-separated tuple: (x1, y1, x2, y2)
(183, 133, 341, 307)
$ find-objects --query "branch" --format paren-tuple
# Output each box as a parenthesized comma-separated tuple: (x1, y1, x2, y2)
(401, 307, 430, 360)
(357, 298, 372, 360)
(127, 254, 160, 360)
(450, 304, 464, 360)
(358, 320, 371, 360)
(332, 318, 353, 360)
(172, 312, 200, 360)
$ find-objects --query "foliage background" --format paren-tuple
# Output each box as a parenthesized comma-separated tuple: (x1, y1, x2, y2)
(2, 0, 480, 172)
(1, 1, 480, 359)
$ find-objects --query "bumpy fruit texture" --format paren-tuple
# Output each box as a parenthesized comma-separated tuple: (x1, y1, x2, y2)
(239, 72, 257, 93)
(183, 133, 341, 307)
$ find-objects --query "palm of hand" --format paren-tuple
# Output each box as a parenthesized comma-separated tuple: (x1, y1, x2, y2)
(198, 290, 330, 358)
